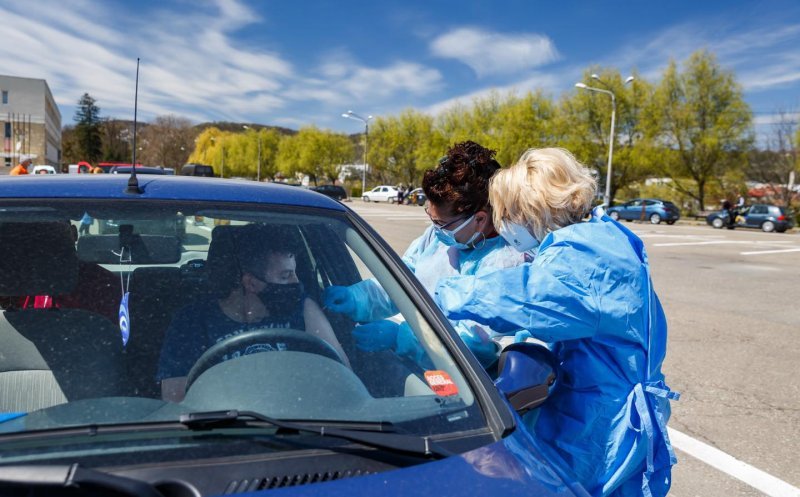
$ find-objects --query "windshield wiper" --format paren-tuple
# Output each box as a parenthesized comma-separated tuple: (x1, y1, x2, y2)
(0, 464, 163, 497)
(179, 410, 451, 459)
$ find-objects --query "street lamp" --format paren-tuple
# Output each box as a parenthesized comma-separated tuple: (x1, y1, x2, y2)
(243, 125, 262, 182)
(575, 74, 634, 207)
(341, 110, 373, 195)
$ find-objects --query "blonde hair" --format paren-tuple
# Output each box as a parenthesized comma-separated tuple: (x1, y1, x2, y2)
(490, 148, 597, 241)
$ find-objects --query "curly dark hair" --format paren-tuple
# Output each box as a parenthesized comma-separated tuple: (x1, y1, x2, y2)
(422, 140, 501, 215)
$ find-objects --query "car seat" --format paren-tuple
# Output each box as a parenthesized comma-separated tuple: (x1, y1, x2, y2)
(0, 222, 127, 412)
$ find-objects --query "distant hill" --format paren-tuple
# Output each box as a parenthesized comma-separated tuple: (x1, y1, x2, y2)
(194, 121, 297, 136)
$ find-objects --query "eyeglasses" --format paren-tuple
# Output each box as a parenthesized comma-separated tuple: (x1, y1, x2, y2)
(425, 205, 471, 229)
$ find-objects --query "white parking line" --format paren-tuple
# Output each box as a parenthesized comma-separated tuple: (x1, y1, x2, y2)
(669, 428, 800, 497)
(653, 240, 745, 247)
(740, 247, 800, 256)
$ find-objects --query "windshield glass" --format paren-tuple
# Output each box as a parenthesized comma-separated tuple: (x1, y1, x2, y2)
(0, 198, 485, 448)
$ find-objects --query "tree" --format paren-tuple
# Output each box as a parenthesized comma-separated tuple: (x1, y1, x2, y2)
(100, 120, 131, 162)
(73, 93, 103, 163)
(644, 50, 753, 210)
(276, 127, 354, 184)
(138, 115, 196, 168)
(557, 69, 655, 205)
(745, 110, 798, 207)
(368, 110, 445, 186)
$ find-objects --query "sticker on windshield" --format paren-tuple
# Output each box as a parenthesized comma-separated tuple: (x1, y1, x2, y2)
(424, 370, 459, 397)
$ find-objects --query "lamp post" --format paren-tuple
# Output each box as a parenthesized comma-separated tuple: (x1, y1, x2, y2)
(341, 110, 373, 195)
(575, 74, 634, 207)
(243, 125, 262, 182)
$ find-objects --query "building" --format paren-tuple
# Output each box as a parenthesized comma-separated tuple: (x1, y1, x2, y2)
(0, 75, 62, 172)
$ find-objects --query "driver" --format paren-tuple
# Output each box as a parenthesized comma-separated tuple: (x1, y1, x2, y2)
(157, 225, 349, 401)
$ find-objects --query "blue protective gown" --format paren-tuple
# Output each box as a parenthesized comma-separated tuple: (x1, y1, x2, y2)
(435, 211, 679, 497)
(344, 225, 528, 364)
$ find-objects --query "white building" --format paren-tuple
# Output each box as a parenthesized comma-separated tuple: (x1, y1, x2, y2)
(0, 75, 62, 171)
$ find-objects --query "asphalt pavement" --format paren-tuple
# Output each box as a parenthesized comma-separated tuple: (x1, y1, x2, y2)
(344, 200, 800, 497)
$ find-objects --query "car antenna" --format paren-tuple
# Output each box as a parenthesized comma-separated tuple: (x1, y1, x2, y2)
(125, 58, 143, 194)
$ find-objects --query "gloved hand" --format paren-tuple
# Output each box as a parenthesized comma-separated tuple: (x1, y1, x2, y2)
(352, 320, 399, 352)
(514, 330, 533, 343)
(459, 325, 500, 368)
(322, 285, 358, 317)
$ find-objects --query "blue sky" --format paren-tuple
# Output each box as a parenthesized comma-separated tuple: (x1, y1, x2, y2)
(1, 0, 799, 142)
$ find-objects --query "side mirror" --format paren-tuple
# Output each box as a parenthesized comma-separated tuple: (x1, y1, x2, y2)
(493, 342, 557, 414)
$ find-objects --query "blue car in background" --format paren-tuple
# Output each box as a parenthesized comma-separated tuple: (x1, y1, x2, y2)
(706, 203, 795, 232)
(606, 198, 681, 225)
(0, 174, 586, 497)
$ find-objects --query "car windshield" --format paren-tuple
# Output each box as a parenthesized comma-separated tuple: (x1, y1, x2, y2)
(0, 197, 485, 452)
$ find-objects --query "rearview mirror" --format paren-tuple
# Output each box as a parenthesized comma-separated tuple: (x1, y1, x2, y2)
(493, 342, 557, 414)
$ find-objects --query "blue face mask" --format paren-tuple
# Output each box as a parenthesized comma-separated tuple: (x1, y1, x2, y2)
(433, 214, 481, 250)
(498, 220, 540, 252)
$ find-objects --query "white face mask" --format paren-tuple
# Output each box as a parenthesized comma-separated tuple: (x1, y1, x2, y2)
(498, 221, 540, 252)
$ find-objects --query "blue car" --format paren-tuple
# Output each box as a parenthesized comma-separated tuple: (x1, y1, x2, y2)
(606, 198, 681, 225)
(0, 174, 586, 497)
(706, 203, 795, 232)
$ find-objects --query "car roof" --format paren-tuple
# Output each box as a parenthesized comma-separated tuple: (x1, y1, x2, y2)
(0, 175, 347, 211)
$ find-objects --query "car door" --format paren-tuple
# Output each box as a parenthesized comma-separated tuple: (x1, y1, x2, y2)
(745, 204, 767, 227)
(380, 187, 391, 202)
(368, 187, 381, 200)
(623, 200, 642, 220)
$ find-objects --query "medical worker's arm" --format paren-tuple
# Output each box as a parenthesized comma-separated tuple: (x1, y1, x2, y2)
(323, 229, 432, 322)
(435, 254, 599, 342)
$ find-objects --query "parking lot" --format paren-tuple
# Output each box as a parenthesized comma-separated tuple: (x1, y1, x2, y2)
(346, 201, 800, 497)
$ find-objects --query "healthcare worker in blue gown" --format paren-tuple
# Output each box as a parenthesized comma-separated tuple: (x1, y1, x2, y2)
(323, 141, 528, 368)
(435, 148, 679, 497)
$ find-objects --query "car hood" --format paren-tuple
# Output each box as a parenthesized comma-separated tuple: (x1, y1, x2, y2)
(242, 428, 586, 497)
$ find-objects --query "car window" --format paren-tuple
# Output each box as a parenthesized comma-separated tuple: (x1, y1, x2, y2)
(629, 200, 642, 207)
(751, 205, 768, 214)
(0, 199, 485, 445)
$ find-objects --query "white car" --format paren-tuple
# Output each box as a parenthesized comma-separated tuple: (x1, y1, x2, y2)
(362, 185, 399, 203)
(31, 165, 57, 175)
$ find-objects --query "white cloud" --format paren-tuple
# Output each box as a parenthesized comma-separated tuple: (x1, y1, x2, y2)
(430, 27, 558, 77)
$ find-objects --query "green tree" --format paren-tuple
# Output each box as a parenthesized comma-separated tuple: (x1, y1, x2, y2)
(241, 128, 281, 180)
(368, 109, 445, 186)
(73, 93, 103, 163)
(188, 127, 230, 176)
(556, 69, 655, 205)
(644, 50, 753, 210)
(276, 127, 354, 184)
(100, 120, 130, 162)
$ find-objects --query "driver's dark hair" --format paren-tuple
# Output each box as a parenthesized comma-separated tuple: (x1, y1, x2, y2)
(422, 140, 502, 216)
(234, 225, 296, 278)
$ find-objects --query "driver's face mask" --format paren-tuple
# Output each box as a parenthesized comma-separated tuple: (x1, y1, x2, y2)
(255, 279, 304, 316)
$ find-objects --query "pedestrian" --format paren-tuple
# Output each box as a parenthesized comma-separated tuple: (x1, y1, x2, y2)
(722, 199, 734, 227)
(396, 185, 405, 206)
(79, 212, 93, 236)
(435, 147, 678, 497)
(10, 156, 32, 176)
(92, 167, 104, 174)
(323, 141, 529, 368)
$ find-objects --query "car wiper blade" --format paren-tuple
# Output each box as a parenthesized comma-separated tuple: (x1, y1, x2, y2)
(0, 464, 163, 497)
(179, 410, 451, 459)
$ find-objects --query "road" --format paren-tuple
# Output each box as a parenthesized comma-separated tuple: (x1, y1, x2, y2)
(344, 200, 800, 497)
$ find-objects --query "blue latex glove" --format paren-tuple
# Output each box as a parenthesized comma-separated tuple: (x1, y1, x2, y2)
(323, 285, 358, 317)
(514, 330, 533, 343)
(459, 325, 500, 368)
(352, 320, 399, 352)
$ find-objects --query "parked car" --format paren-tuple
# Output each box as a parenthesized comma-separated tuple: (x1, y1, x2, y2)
(180, 163, 215, 177)
(109, 165, 173, 175)
(0, 173, 584, 496)
(31, 165, 57, 175)
(311, 184, 348, 201)
(405, 187, 426, 206)
(606, 198, 681, 224)
(362, 185, 399, 203)
(706, 203, 795, 232)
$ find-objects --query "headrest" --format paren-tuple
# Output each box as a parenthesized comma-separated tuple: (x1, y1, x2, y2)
(77, 234, 181, 264)
(0, 222, 79, 296)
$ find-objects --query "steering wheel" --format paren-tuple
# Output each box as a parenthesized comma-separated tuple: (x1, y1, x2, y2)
(185, 328, 345, 391)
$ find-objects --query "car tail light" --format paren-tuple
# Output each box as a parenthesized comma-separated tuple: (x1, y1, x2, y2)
(777, 215, 786, 221)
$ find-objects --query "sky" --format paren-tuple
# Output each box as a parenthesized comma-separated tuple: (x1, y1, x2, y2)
(1, 0, 799, 142)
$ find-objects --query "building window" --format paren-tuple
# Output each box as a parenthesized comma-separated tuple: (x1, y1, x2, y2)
(1, 91, 7, 104)
(4, 158, 10, 168)
(4, 122, 10, 138)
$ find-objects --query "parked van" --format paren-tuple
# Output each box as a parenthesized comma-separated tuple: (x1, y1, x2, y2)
(180, 163, 215, 177)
